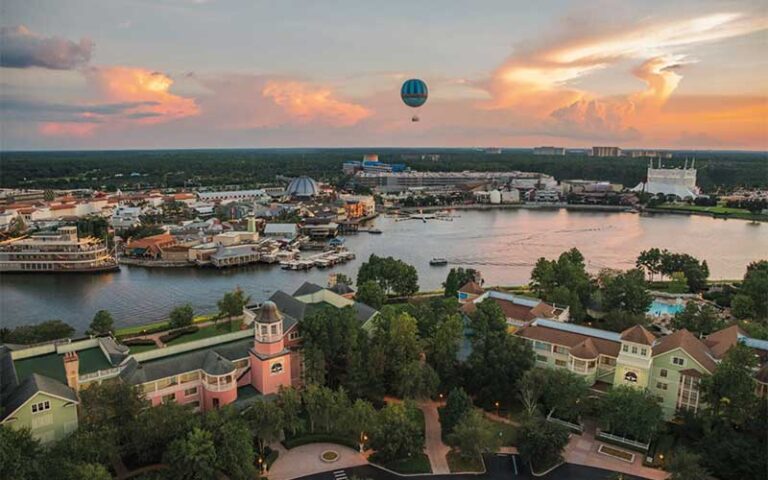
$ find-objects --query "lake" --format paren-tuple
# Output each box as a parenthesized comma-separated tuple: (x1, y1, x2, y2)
(1, 209, 765, 332)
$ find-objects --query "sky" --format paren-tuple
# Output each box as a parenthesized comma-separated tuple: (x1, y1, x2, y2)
(1, 0, 767, 150)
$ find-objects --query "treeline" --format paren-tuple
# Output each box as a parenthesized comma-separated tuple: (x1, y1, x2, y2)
(3, 149, 766, 191)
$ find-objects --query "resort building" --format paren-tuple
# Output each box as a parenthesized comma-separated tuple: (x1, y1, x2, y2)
(515, 320, 768, 419)
(591, 146, 623, 157)
(533, 146, 566, 156)
(459, 283, 570, 327)
(0, 283, 378, 444)
(354, 171, 557, 193)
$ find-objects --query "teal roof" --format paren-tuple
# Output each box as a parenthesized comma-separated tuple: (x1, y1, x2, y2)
(13, 353, 67, 384)
(77, 348, 112, 375)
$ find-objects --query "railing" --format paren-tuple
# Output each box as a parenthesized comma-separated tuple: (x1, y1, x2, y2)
(203, 380, 236, 392)
(546, 415, 583, 433)
(80, 367, 120, 382)
(596, 429, 650, 452)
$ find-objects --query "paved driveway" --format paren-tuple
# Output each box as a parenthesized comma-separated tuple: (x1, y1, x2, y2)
(268, 443, 368, 480)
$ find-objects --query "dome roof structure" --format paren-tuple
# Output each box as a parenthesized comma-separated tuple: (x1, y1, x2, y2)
(286, 176, 319, 198)
(259, 300, 283, 324)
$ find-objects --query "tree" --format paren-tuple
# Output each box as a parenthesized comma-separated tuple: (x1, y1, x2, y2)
(668, 271, 689, 293)
(335, 273, 353, 286)
(217, 287, 250, 328)
(667, 449, 712, 480)
(395, 360, 439, 400)
(371, 402, 424, 463)
(163, 427, 217, 480)
(302, 385, 346, 434)
(79, 381, 147, 450)
(3, 320, 75, 344)
(446, 410, 500, 459)
(201, 407, 256, 480)
(530, 249, 593, 321)
(344, 399, 377, 452)
(602, 310, 648, 333)
(244, 398, 284, 459)
(370, 311, 423, 393)
(602, 269, 652, 315)
(701, 343, 758, 425)
(730, 294, 756, 320)
(126, 402, 199, 465)
(88, 310, 114, 336)
(425, 313, 463, 391)
(465, 302, 534, 407)
(443, 267, 479, 297)
(517, 368, 589, 422)
(636, 248, 663, 281)
(277, 386, 303, 437)
(672, 303, 723, 336)
(61, 463, 111, 480)
(599, 386, 662, 441)
(517, 416, 569, 472)
(439, 387, 473, 435)
(0, 425, 43, 480)
(357, 254, 419, 297)
(356, 280, 387, 310)
(739, 260, 768, 319)
(169, 304, 194, 329)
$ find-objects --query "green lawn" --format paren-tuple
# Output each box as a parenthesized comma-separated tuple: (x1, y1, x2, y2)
(115, 314, 219, 337)
(487, 419, 520, 447)
(656, 204, 767, 221)
(381, 454, 432, 474)
(163, 319, 242, 346)
(447, 450, 484, 473)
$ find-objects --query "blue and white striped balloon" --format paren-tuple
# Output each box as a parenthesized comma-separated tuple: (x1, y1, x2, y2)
(401, 79, 428, 108)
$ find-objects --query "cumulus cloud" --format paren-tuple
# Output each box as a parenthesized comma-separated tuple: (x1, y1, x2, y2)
(262, 80, 372, 126)
(85, 66, 199, 123)
(38, 122, 97, 137)
(0, 25, 93, 70)
(1, 97, 161, 123)
(487, 12, 767, 140)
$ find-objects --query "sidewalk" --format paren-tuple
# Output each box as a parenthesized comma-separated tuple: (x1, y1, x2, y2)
(417, 400, 451, 474)
(268, 443, 368, 480)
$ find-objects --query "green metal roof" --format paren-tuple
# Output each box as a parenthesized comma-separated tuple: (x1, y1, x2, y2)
(13, 353, 67, 384)
(77, 348, 112, 375)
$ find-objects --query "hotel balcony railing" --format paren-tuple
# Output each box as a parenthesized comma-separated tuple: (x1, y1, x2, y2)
(203, 379, 235, 392)
(79, 367, 120, 382)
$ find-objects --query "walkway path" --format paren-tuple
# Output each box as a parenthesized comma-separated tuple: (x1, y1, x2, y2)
(268, 443, 368, 480)
(417, 400, 451, 474)
(563, 421, 669, 480)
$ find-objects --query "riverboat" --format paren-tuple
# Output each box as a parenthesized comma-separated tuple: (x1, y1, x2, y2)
(0, 227, 118, 273)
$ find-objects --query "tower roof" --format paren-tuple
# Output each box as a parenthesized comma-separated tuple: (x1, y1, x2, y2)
(258, 300, 283, 324)
(620, 324, 656, 346)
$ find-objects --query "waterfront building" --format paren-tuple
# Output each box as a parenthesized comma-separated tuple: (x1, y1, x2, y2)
(111, 206, 143, 230)
(591, 146, 623, 157)
(196, 189, 268, 203)
(0, 283, 379, 443)
(0, 189, 46, 206)
(515, 320, 768, 419)
(533, 146, 566, 156)
(459, 284, 570, 327)
(339, 194, 376, 218)
(354, 170, 556, 193)
(633, 159, 699, 199)
(263, 223, 298, 239)
(0, 226, 117, 273)
(285, 176, 319, 199)
(560, 179, 623, 194)
(629, 150, 673, 159)
(125, 233, 176, 259)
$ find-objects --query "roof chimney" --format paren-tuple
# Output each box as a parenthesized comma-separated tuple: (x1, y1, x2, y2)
(63, 351, 79, 391)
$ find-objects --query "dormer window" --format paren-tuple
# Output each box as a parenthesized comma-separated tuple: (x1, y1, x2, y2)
(641, 348, 647, 356)
(631, 346, 638, 354)
(622, 345, 628, 352)
(672, 357, 685, 366)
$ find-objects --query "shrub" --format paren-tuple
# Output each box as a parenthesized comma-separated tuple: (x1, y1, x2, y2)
(159, 326, 199, 344)
(122, 338, 157, 346)
(281, 433, 357, 450)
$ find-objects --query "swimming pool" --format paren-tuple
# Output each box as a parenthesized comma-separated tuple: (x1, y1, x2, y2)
(647, 300, 685, 317)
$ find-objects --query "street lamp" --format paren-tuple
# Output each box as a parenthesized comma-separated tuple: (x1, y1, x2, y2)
(258, 457, 264, 474)
(495, 401, 500, 417)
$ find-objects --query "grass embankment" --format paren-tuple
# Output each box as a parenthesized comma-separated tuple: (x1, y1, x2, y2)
(655, 204, 768, 222)
(381, 454, 432, 474)
(163, 319, 243, 346)
(115, 314, 219, 338)
(447, 451, 484, 473)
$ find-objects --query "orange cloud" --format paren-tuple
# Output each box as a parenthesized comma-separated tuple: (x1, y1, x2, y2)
(86, 66, 199, 123)
(39, 122, 97, 137)
(486, 13, 768, 141)
(262, 80, 371, 126)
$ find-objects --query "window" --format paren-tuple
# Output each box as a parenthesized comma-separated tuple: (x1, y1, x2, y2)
(660, 369, 668, 378)
(600, 356, 616, 366)
(534, 341, 550, 351)
(555, 359, 567, 367)
(656, 382, 668, 391)
(288, 330, 301, 340)
(631, 346, 638, 354)
(161, 393, 175, 404)
(260, 325, 267, 335)
(270, 324, 278, 335)
(641, 348, 647, 356)
(180, 372, 200, 383)
(622, 345, 628, 352)
(553, 345, 569, 355)
(271, 362, 284, 374)
(536, 354, 547, 363)
(672, 357, 685, 367)
(624, 371, 638, 383)
(31, 400, 51, 414)
(184, 387, 198, 396)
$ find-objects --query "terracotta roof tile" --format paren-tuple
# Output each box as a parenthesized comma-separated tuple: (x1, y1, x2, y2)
(652, 329, 717, 373)
(570, 338, 599, 359)
(620, 325, 656, 346)
(704, 324, 746, 359)
(458, 281, 484, 295)
(516, 324, 621, 357)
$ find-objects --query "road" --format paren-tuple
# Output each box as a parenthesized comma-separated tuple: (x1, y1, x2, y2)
(293, 454, 647, 480)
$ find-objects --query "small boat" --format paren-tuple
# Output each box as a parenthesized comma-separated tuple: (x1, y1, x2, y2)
(430, 258, 448, 266)
(368, 229, 382, 234)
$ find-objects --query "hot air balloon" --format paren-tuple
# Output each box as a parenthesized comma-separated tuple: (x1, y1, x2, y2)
(401, 78, 428, 122)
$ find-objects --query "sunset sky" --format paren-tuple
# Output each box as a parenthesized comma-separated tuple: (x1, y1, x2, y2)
(2, 0, 766, 150)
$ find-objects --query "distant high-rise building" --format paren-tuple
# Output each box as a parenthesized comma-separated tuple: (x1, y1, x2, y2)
(533, 146, 566, 156)
(629, 150, 673, 159)
(591, 146, 622, 157)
